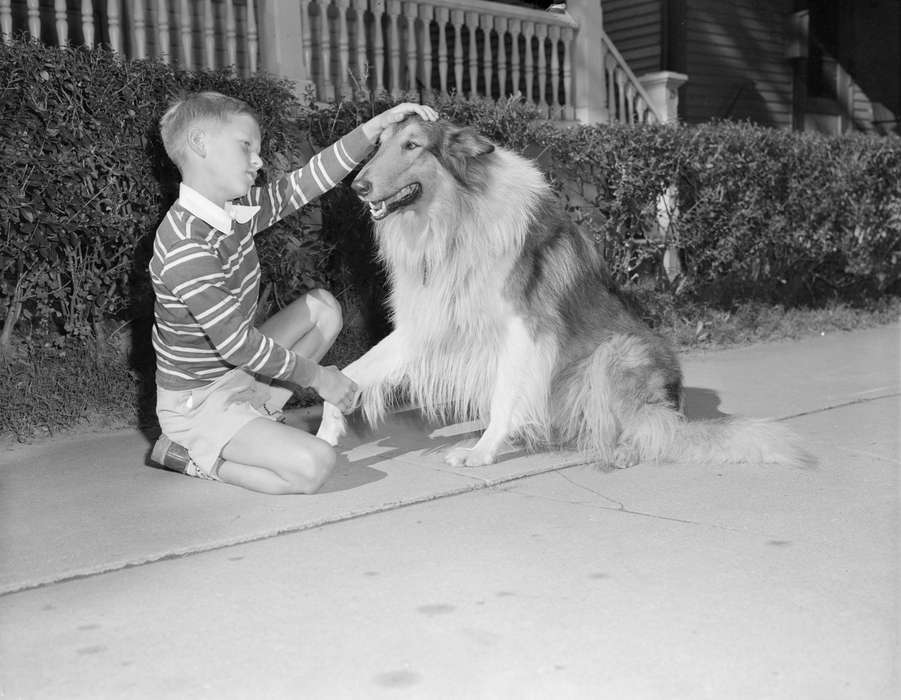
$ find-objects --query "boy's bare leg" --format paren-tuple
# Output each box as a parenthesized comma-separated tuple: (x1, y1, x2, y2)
(213, 289, 343, 495)
(258, 288, 343, 412)
(218, 417, 335, 494)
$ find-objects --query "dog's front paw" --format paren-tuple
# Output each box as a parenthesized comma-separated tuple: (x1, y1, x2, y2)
(316, 403, 347, 446)
(444, 446, 496, 468)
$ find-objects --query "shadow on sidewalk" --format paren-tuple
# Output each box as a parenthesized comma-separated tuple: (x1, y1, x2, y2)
(683, 387, 729, 420)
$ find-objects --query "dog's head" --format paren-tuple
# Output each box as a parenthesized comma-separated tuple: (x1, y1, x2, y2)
(353, 116, 496, 221)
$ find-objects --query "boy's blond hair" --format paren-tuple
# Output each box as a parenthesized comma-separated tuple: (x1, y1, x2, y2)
(159, 91, 258, 170)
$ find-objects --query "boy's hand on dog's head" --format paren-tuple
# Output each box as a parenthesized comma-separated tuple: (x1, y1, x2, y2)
(363, 102, 439, 143)
(311, 365, 359, 414)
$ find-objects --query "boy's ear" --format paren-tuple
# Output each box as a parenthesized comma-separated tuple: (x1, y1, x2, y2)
(187, 126, 207, 157)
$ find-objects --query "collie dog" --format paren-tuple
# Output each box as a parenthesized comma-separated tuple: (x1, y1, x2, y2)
(316, 117, 809, 469)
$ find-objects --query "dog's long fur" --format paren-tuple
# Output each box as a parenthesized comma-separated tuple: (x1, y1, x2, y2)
(316, 117, 810, 469)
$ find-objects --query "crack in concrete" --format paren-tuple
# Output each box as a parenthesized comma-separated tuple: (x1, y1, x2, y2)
(774, 391, 900, 422)
(506, 469, 788, 538)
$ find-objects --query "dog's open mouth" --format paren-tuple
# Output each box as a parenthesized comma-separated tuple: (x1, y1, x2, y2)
(367, 183, 422, 220)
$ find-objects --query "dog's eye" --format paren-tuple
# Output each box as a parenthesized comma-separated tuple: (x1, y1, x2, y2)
(403, 140, 419, 151)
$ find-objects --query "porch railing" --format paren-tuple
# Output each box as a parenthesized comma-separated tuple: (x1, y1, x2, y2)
(1, 0, 668, 124)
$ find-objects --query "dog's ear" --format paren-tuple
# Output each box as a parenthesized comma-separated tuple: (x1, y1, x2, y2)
(445, 126, 495, 159)
(440, 125, 495, 187)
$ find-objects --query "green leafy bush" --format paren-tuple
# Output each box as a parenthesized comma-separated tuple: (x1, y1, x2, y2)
(0, 39, 324, 355)
(529, 119, 901, 304)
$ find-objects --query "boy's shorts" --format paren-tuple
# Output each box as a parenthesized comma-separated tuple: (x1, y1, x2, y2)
(156, 368, 280, 479)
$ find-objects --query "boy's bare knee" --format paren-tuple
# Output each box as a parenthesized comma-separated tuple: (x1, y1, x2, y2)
(308, 288, 343, 340)
(291, 440, 336, 494)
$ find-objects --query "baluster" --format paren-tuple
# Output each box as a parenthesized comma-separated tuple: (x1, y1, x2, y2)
(54, 0, 67, 44)
(201, 0, 214, 69)
(372, 0, 385, 94)
(617, 69, 627, 123)
(535, 23, 547, 115)
(605, 54, 617, 121)
(403, 1, 417, 94)
(522, 21, 534, 105)
(419, 4, 433, 94)
(246, 0, 258, 75)
(301, 0, 314, 92)
(635, 96, 648, 125)
(465, 11, 477, 97)
(82, 0, 94, 46)
(548, 24, 560, 118)
(335, 0, 349, 97)
(107, 0, 122, 53)
(225, 0, 237, 68)
(436, 6, 449, 96)
(387, 1, 400, 97)
(625, 83, 636, 124)
(321, 0, 334, 100)
(132, 0, 147, 59)
(495, 16, 507, 98)
(561, 26, 574, 120)
(0, 0, 11, 44)
(480, 14, 493, 99)
(25, 0, 39, 39)
(157, 0, 170, 60)
(450, 9, 463, 95)
(351, 0, 366, 94)
(509, 18, 521, 95)
(178, 0, 192, 69)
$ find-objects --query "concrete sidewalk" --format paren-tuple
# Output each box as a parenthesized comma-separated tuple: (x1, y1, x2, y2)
(0, 324, 898, 699)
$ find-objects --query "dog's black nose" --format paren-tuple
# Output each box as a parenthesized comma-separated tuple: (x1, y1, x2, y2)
(353, 178, 371, 196)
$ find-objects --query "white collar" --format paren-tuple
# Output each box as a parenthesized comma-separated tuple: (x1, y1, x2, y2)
(177, 184, 260, 233)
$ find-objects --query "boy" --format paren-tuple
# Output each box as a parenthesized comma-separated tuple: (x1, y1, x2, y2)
(149, 91, 437, 494)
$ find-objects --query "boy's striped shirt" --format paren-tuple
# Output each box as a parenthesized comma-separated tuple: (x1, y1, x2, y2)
(150, 126, 372, 391)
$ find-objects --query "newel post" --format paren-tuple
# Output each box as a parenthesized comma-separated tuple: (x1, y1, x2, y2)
(257, 0, 314, 99)
(638, 71, 688, 124)
(638, 71, 688, 282)
(566, 0, 608, 124)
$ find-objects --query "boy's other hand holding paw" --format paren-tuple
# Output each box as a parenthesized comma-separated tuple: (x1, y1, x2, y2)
(311, 365, 359, 414)
(362, 102, 439, 143)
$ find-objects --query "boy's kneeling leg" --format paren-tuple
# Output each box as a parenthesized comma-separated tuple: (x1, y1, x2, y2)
(219, 418, 336, 494)
(305, 288, 343, 346)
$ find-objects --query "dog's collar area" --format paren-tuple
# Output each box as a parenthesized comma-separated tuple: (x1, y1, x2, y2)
(367, 183, 422, 220)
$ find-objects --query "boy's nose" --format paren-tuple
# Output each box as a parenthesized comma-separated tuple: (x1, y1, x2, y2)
(251, 153, 264, 169)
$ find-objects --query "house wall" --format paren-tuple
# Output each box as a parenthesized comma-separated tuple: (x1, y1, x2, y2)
(604, 0, 795, 129)
(603, 0, 664, 76)
(847, 0, 900, 134)
(680, 0, 794, 128)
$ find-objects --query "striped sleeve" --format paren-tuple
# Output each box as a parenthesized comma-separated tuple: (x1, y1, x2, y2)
(245, 125, 374, 232)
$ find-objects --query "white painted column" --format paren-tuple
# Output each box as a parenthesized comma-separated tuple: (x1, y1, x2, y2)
(257, 0, 314, 97)
(565, 0, 608, 124)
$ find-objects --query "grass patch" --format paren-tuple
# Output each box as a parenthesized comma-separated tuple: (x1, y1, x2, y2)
(1, 297, 898, 444)
(646, 295, 901, 352)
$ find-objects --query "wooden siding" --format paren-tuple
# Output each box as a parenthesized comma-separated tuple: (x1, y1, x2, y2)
(681, 0, 793, 128)
(603, 0, 663, 77)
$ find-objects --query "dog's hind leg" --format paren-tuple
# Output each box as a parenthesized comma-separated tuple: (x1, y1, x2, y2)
(316, 331, 407, 445)
(444, 317, 554, 467)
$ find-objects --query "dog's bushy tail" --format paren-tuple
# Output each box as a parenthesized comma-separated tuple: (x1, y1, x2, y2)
(556, 337, 813, 468)
(618, 408, 814, 467)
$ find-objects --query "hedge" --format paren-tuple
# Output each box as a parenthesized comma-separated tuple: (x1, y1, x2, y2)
(1, 39, 899, 360)
(0, 39, 338, 356)
(529, 119, 901, 303)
